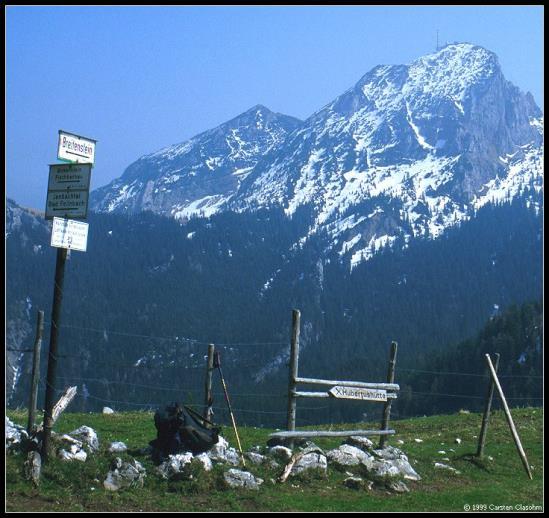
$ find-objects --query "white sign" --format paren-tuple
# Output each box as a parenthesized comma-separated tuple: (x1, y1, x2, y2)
(328, 386, 387, 401)
(58, 130, 96, 165)
(51, 217, 89, 252)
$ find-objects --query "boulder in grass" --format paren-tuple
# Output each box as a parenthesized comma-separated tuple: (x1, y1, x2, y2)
(56, 434, 87, 462)
(193, 453, 213, 472)
(387, 480, 410, 493)
(365, 459, 402, 480)
(245, 451, 268, 465)
(104, 458, 146, 491)
(58, 448, 87, 462)
(291, 452, 328, 477)
(108, 441, 128, 453)
(207, 437, 241, 466)
(223, 469, 263, 490)
(268, 445, 293, 462)
(372, 446, 421, 481)
(5, 417, 29, 451)
(344, 436, 375, 452)
(326, 444, 374, 469)
(102, 407, 115, 415)
(69, 426, 99, 453)
(156, 452, 194, 480)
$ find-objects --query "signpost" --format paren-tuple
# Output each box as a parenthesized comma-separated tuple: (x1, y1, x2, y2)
(57, 130, 96, 165)
(329, 386, 388, 402)
(45, 163, 91, 220)
(42, 130, 95, 462)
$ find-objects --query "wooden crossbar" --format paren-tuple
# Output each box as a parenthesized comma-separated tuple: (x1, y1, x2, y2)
(269, 429, 395, 439)
(294, 377, 399, 391)
(293, 390, 398, 399)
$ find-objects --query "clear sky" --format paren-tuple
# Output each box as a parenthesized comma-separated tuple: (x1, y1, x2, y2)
(6, 5, 544, 210)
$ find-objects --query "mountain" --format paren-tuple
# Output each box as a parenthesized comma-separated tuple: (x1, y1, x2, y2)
(91, 43, 543, 270)
(90, 105, 302, 219)
(7, 43, 543, 424)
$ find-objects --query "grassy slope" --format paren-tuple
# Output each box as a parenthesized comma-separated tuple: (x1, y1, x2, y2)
(5, 407, 543, 512)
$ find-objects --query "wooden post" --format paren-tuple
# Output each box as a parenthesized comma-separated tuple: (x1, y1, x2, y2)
(36, 386, 78, 432)
(379, 341, 398, 448)
(485, 354, 533, 480)
(204, 344, 215, 423)
(287, 309, 301, 449)
(477, 353, 500, 458)
(42, 247, 68, 462)
(27, 310, 45, 434)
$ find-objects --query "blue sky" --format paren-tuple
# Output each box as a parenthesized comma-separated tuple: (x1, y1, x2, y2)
(6, 5, 544, 209)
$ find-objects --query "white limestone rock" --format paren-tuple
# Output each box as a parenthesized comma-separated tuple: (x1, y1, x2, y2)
(5, 417, 28, 450)
(104, 458, 146, 491)
(344, 436, 375, 452)
(69, 426, 99, 453)
(108, 441, 128, 453)
(291, 452, 328, 476)
(326, 444, 374, 468)
(156, 452, 194, 480)
(223, 469, 263, 490)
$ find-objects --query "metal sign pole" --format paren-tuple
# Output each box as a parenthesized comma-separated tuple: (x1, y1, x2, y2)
(41, 247, 68, 461)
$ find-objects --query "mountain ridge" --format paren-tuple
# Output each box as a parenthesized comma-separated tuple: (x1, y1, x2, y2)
(90, 43, 543, 269)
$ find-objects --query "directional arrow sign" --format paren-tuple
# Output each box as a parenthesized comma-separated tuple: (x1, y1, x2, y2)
(47, 163, 91, 191)
(328, 386, 387, 401)
(58, 130, 96, 165)
(45, 163, 91, 220)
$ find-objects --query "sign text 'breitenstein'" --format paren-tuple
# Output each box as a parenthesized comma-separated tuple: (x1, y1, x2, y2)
(57, 130, 96, 165)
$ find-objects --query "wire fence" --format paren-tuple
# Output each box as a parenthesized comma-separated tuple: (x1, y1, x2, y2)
(7, 318, 543, 429)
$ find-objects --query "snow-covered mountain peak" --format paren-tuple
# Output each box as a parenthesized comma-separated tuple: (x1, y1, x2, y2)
(90, 105, 302, 218)
(91, 44, 542, 269)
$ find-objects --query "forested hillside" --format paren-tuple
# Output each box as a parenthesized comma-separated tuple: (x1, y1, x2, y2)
(6, 194, 542, 428)
(395, 300, 543, 419)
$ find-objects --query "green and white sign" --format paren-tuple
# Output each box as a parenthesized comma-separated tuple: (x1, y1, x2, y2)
(45, 163, 92, 219)
(57, 130, 96, 165)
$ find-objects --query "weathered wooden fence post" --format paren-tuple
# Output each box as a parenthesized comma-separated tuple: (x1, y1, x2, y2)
(27, 310, 45, 434)
(204, 343, 215, 423)
(485, 354, 533, 480)
(287, 309, 301, 448)
(379, 341, 398, 448)
(477, 352, 500, 459)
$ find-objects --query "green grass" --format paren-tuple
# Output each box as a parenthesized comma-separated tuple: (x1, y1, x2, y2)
(6, 407, 544, 512)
